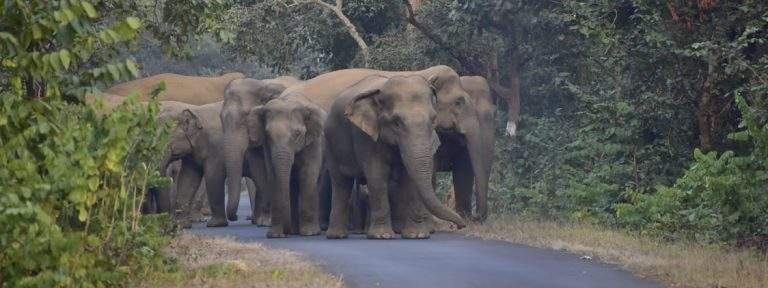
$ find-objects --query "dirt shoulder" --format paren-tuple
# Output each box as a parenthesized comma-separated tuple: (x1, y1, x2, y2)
(137, 234, 343, 288)
(455, 215, 768, 288)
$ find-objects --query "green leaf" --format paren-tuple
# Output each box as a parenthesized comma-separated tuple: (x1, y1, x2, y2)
(81, 1, 98, 18)
(126, 17, 142, 30)
(60, 49, 72, 70)
(107, 64, 120, 81)
(125, 59, 140, 78)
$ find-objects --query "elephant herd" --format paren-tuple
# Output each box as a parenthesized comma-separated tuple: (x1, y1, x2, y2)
(99, 65, 499, 240)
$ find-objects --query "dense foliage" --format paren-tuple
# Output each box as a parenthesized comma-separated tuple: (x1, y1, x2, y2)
(0, 0, 221, 286)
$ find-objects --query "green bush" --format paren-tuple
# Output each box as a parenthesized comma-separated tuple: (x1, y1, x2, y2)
(0, 92, 172, 286)
(617, 95, 768, 242)
(0, 1, 198, 286)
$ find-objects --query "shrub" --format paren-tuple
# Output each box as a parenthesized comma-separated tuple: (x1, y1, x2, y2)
(0, 92, 173, 286)
(617, 95, 768, 242)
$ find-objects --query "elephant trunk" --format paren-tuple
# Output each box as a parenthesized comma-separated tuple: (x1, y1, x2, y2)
(270, 147, 294, 230)
(223, 129, 248, 221)
(400, 137, 466, 229)
(465, 130, 489, 221)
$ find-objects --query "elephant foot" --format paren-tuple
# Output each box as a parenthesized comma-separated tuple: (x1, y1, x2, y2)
(300, 225, 321, 236)
(254, 214, 271, 227)
(326, 227, 348, 239)
(201, 207, 212, 216)
(401, 231, 430, 239)
(227, 214, 238, 222)
(367, 226, 396, 240)
(267, 227, 288, 238)
(206, 216, 229, 227)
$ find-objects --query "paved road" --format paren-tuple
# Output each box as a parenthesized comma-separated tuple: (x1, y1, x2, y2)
(188, 195, 662, 288)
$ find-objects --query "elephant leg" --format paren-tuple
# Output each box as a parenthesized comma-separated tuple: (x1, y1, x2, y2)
(204, 163, 228, 227)
(318, 170, 332, 231)
(198, 181, 211, 216)
(389, 177, 406, 234)
(326, 172, 354, 239)
(141, 188, 157, 214)
(155, 186, 172, 214)
(290, 175, 300, 234)
(363, 161, 395, 239)
(174, 160, 203, 228)
(244, 177, 258, 222)
(400, 170, 432, 239)
(246, 152, 271, 227)
(349, 182, 368, 234)
(190, 180, 207, 221)
(453, 152, 475, 219)
(296, 147, 322, 236)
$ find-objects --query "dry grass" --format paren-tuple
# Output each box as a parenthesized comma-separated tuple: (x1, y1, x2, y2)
(138, 234, 343, 288)
(456, 215, 768, 288)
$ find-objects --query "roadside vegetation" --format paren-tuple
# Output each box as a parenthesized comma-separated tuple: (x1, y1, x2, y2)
(139, 234, 343, 288)
(458, 216, 768, 288)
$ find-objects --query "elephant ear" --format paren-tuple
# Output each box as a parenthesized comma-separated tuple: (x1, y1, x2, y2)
(181, 109, 203, 139)
(431, 130, 441, 155)
(345, 89, 380, 141)
(427, 74, 440, 94)
(301, 102, 327, 144)
(246, 106, 265, 145)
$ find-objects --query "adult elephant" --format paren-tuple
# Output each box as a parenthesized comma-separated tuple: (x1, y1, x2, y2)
(431, 76, 495, 221)
(308, 65, 484, 227)
(324, 75, 466, 239)
(160, 101, 228, 227)
(221, 77, 301, 223)
(107, 72, 244, 105)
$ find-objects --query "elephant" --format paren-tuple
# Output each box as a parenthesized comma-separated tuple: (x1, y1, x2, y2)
(221, 76, 301, 224)
(304, 65, 486, 228)
(107, 72, 244, 105)
(244, 94, 326, 238)
(427, 76, 496, 222)
(161, 101, 228, 227)
(323, 75, 466, 239)
(260, 65, 474, 237)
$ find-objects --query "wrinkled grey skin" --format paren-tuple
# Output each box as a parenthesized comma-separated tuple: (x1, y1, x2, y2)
(221, 77, 301, 223)
(324, 75, 466, 240)
(246, 95, 326, 238)
(431, 76, 496, 222)
(319, 174, 369, 233)
(161, 101, 228, 227)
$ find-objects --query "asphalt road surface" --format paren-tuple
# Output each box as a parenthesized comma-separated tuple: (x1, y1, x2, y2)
(187, 194, 663, 288)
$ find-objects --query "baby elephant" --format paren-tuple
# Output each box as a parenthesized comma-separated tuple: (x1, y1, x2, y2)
(324, 75, 466, 239)
(161, 101, 228, 228)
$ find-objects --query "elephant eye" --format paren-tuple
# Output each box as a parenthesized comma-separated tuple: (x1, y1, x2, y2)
(454, 98, 464, 106)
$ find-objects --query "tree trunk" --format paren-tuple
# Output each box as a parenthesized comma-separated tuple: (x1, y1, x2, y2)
(697, 71, 715, 152)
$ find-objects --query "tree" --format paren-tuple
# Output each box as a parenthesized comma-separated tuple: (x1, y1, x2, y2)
(301, 0, 371, 67)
